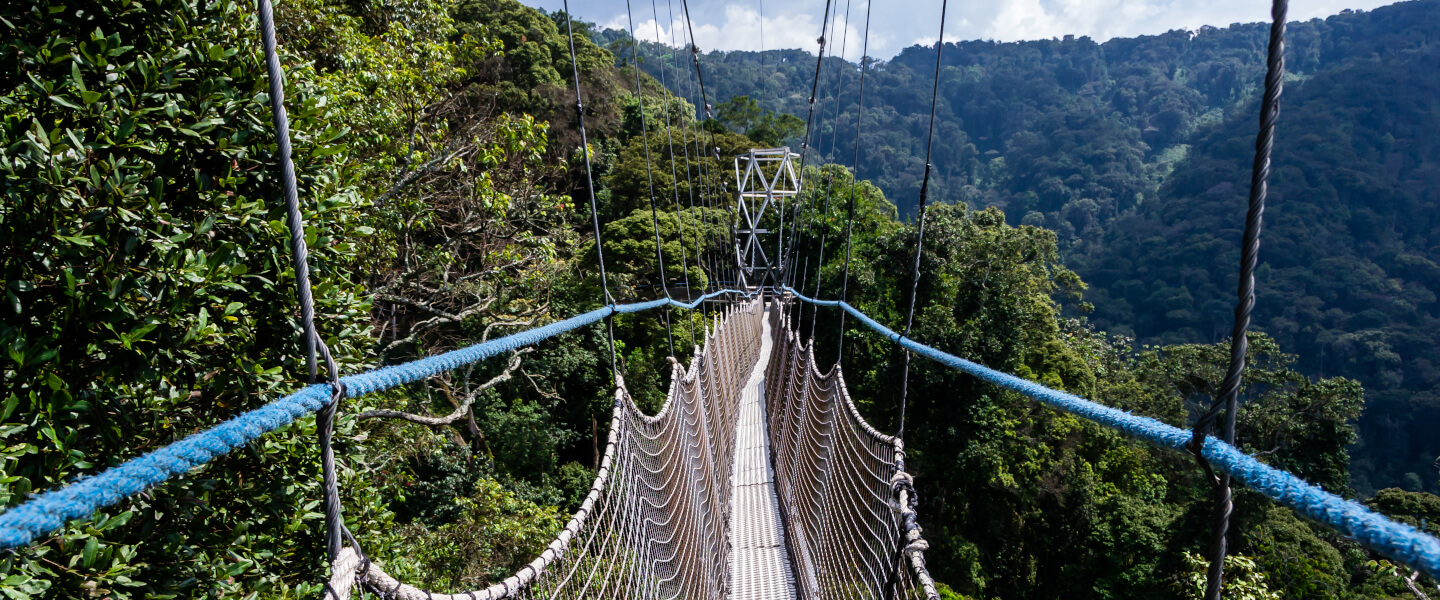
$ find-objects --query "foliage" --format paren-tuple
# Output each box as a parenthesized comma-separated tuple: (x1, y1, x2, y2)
(626, 0, 1440, 495)
(0, 0, 380, 595)
(370, 478, 565, 592)
(1176, 552, 1281, 600)
(714, 95, 805, 147)
(6, 0, 1439, 598)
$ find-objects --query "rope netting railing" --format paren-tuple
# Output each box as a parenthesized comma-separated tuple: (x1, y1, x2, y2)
(328, 298, 765, 599)
(764, 304, 941, 600)
(779, 285, 1440, 582)
(0, 290, 749, 551)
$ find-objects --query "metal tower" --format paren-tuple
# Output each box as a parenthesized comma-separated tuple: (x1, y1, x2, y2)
(733, 147, 801, 289)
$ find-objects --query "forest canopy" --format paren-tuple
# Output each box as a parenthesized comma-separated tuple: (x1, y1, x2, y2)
(1, 0, 1437, 598)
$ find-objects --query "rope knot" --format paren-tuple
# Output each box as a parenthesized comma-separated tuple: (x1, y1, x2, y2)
(890, 471, 916, 497)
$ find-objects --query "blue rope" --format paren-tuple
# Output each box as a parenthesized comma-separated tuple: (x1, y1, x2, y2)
(780, 286, 1440, 580)
(0, 291, 751, 550)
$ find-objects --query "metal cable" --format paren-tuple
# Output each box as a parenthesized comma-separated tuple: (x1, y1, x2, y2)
(625, 0, 677, 357)
(804, 0, 855, 341)
(835, 0, 872, 366)
(561, 0, 621, 377)
(647, 0, 702, 341)
(896, 0, 948, 439)
(254, 0, 343, 561)
(1187, 0, 1287, 597)
(786, 0, 834, 292)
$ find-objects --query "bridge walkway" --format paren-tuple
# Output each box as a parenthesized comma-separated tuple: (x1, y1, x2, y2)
(727, 307, 798, 600)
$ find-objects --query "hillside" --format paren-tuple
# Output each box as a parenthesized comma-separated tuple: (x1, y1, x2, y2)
(3, 0, 1438, 597)
(623, 0, 1440, 495)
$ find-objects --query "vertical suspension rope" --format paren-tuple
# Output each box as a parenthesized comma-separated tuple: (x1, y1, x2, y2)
(625, 0, 677, 357)
(254, 0, 344, 564)
(785, 0, 833, 294)
(680, 0, 734, 296)
(562, 0, 621, 378)
(648, 0, 702, 344)
(791, 3, 843, 331)
(806, 0, 855, 340)
(896, 0, 948, 439)
(1187, 0, 1287, 597)
(835, 0, 872, 365)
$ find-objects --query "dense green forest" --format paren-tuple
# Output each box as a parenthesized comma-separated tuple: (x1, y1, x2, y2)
(619, 0, 1440, 497)
(1, 0, 1438, 599)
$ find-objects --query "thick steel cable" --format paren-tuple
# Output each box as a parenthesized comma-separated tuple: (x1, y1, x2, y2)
(561, 0, 621, 378)
(835, 0, 872, 365)
(789, 1, 843, 329)
(254, 0, 344, 564)
(647, 0, 702, 340)
(1187, 1, 1287, 597)
(790, 5, 846, 336)
(625, 0, 677, 357)
(678, 0, 727, 296)
(786, 0, 834, 292)
(804, 0, 855, 341)
(896, 0, 947, 439)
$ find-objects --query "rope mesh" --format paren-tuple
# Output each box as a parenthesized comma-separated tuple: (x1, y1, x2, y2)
(336, 299, 764, 599)
(329, 298, 941, 599)
(764, 303, 941, 600)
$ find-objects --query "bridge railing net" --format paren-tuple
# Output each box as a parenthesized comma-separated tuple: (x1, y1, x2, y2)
(764, 304, 941, 600)
(332, 299, 764, 600)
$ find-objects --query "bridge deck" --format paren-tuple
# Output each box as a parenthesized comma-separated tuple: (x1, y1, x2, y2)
(728, 308, 797, 600)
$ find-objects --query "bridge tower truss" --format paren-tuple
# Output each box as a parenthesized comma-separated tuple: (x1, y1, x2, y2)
(733, 147, 801, 289)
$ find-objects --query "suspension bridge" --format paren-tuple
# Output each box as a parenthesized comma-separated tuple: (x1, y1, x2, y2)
(2, 0, 1440, 597)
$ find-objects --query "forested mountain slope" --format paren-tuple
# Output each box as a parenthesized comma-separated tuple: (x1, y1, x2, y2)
(623, 0, 1440, 495)
(3, 0, 1438, 598)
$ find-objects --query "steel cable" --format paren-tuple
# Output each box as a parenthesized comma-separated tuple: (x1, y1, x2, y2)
(897, 0, 948, 439)
(1186, 0, 1288, 597)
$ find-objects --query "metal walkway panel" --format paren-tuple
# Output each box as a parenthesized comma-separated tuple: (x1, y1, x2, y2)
(728, 310, 798, 600)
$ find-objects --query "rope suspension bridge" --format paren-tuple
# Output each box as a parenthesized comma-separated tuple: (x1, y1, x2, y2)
(2, 0, 1440, 598)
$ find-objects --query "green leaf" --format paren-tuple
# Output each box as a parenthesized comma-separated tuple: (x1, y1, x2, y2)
(0, 395, 18, 421)
(82, 537, 99, 568)
(70, 61, 86, 93)
(48, 95, 82, 110)
(54, 235, 94, 246)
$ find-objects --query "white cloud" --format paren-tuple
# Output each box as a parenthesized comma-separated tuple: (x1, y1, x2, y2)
(530, 0, 1403, 58)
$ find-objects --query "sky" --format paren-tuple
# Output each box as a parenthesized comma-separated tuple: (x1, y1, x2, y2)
(521, 0, 1399, 60)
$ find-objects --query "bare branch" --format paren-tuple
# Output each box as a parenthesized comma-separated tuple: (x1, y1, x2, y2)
(375, 142, 473, 205)
(1404, 570, 1433, 600)
(380, 296, 499, 354)
(358, 351, 526, 425)
(521, 368, 563, 402)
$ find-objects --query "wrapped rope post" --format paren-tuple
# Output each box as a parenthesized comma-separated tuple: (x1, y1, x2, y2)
(1186, 0, 1287, 597)
(253, 0, 345, 565)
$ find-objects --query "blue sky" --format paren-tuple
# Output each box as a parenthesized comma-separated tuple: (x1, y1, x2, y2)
(522, 0, 1397, 59)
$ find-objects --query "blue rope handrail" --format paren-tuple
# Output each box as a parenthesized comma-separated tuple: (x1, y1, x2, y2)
(779, 285, 1440, 581)
(0, 289, 751, 550)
